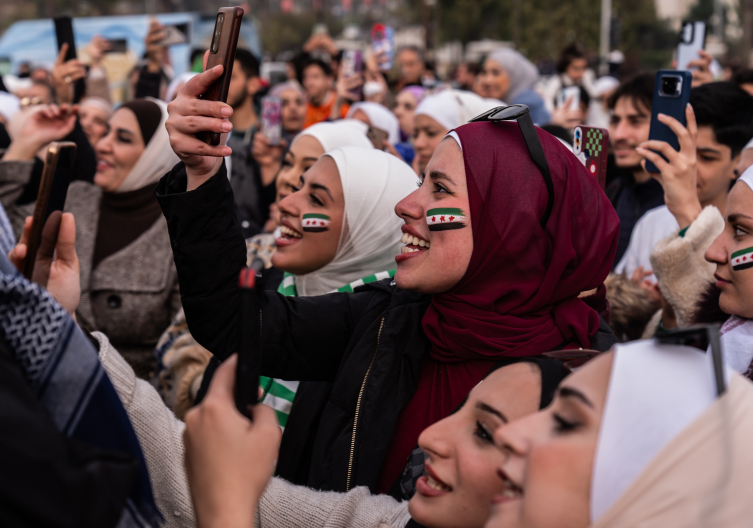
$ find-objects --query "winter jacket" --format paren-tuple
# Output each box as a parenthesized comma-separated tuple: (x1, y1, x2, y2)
(0, 160, 182, 378)
(155, 161, 619, 493)
(95, 331, 412, 528)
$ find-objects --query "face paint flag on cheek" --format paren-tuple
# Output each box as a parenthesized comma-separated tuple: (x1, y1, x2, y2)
(427, 208, 467, 231)
(302, 213, 331, 233)
(732, 247, 753, 271)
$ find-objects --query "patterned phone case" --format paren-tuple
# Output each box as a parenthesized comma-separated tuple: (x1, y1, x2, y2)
(573, 126, 609, 191)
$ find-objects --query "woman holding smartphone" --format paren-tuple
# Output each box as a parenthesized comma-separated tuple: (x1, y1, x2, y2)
(158, 65, 620, 494)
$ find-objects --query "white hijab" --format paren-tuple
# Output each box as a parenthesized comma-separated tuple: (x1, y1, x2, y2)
(116, 98, 180, 194)
(293, 146, 416, 297)
(295, 119, 373, 152)
(591, 339, 731, 522)
(415, 89, 504, 132)
(346, 102, 401, 145)
(0, 91, 20, 123)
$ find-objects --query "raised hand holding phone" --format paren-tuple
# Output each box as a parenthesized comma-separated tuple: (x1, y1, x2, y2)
(636, 103, 702, 229)
(2, 104, 78, 161)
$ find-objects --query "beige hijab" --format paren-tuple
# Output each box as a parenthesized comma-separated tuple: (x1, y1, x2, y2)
(591, 348, 753, 527)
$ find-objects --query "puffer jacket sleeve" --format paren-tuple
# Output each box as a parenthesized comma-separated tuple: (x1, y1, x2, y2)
(0, 159, 36, 237)
(650, 205, 725, 328)
(94, 331, 196, 528)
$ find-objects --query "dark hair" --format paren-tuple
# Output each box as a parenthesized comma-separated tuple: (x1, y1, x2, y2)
(690, 82, 753, 159)
(555, 43, 587, 74)
(607, 72, 655, 113)
(734, 68, 753, 86)
(398, 45, 424, 62)
(462, 61, 481, 75)
(302, 58, 332, 78)
(234, 48, 260, 79)
(541, 124, 572, 144)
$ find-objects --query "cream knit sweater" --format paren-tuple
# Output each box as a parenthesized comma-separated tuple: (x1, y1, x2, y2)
(94, 332, 412, 528)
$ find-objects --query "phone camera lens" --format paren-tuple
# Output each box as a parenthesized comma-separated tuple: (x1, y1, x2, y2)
(661, 76, 679, 96)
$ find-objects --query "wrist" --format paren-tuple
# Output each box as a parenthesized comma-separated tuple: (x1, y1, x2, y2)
(669, 199, 703, 229)
(4, 139, 41, 161)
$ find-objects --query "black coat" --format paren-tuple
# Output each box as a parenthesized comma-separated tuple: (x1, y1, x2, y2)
(155, 161, 619, 493)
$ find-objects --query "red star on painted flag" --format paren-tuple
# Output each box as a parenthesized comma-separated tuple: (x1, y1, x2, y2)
(449, 216, 455, 221)
(320, 221, 325, 226)
(440, 216, 445, 222)
(432, 216, 436, 222)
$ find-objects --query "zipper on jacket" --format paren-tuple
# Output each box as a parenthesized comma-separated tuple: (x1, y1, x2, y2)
(346, 317, 385, 492)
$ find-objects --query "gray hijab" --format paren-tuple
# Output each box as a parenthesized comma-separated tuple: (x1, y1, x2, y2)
(487, 48, 540, 102)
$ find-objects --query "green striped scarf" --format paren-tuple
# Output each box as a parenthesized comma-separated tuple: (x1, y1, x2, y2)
(261, 269, 396, 428)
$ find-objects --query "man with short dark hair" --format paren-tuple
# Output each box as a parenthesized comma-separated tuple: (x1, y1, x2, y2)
(228, 48, 262, 142)
(606, 72, 665, 265)
(301, 58, 344, 128)
(616, 82, 753, 279)
(396, 46, 425, 91)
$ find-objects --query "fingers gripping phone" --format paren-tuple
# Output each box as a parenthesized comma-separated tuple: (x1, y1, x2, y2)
(197, 7, 244, 146)
(54, 16, 85, 103)
(24, 142, 77, 280)
(573, 126, 609, 190)
(645, 70, 692, 174)
(677, 21, 707, 72)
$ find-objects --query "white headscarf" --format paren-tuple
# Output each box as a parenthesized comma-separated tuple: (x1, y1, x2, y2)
(487, 48, 540, 102)
(415, 89, 504, 132)
(293, 146, 416, 297)
(591, 339, 730, 522)
(165, 72, 197, 103)
(79, 96, 113, 118)
(346, 102, 401, 145)
(0, 91, 21, 123)
(115, 98, 180, 193)
(295, 119, 373, 151)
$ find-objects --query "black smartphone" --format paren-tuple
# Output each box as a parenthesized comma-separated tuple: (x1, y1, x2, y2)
(235, 257, 264, 418)
(197, 7, 244, 146)
(645, 70, 692, 173)
(23, 142, 77, 281)
(53, 16, 85, 103)
(104, 38, 128, 54)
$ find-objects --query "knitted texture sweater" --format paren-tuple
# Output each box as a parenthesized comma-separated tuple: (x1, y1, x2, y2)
(94, 332, 412, 528)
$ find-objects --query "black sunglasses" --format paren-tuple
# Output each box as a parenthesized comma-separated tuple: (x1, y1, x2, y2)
(469, 104, 554, 229)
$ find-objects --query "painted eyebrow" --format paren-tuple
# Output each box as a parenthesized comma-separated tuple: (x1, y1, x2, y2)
(310, 182, 334, 201)
(557, 386, 594, 408)
(429, 170, 456, 186)
(475, 401, 508, 424)
(729, 213, 753, 222)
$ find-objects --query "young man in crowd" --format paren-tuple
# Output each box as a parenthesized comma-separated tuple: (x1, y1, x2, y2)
(227, 48, 262, 143)
(606, 72, 666, 265)
(301, 58, 346, 127)
(395, 46, 426, 91)
(616, 82, 753, 279)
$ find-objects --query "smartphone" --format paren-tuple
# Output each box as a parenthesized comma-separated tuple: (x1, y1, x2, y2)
(371, 24, 394, 72)
(556, 86, 581, 111)
(260, 96, 282, 146)
(645, 70, 692, 173)
(53, 16, 85, 103)
(312, 23, 329, 36)
(573, 125, 609, 190)
(367, 125, 388, 149)
(158, 23, 189, 47)
(104, 38, 128, 54)
(23, 142, 77, 280)
(677, 21, 706, 72)
(197, 7, 244, 146)
(341, 50, 363, 98)
(236, 258, 264, 418)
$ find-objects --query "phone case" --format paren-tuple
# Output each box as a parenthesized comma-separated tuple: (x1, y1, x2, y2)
(341, 50, 363, 98)
(371, 24, 394, 71)
(197, 7, 244, 146)
(54, 17, 85, 103)
(573, 126, 609, 190)
(261, 96, 282, 146)
(677, 21, 706, 71)
(645, 70, 692, 173)
(24, 142, 77, 279)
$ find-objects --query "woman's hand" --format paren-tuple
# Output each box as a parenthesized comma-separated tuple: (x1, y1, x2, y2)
(9, 213, 81, 315)
(51, 44, 87, 105)
(548, 96, 583, 129)
(3, 104, 78, 161)
(145, 20, 168, 74)
(184, 354, 280, 528)
(636, 104, 701, 229)
(688, 50, 714, 87)
(166, 59, 234, 191)
(87, 35, 111, 68)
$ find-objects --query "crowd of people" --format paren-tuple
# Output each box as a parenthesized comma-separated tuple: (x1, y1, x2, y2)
(2, 15, 753, 528)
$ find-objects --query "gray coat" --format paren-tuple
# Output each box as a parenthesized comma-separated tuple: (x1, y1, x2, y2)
(0, 159, 181, 378)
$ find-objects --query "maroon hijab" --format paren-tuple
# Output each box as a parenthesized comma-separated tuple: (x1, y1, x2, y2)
(377, 121, 619, 492)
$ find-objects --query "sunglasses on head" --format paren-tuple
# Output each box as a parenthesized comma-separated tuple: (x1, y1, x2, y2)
(470, 104, 554, 229)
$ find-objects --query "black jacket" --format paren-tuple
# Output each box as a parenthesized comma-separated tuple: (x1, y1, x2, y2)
(155, 161, 619, 493)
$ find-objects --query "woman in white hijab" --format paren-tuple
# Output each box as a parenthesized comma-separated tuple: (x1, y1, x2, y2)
(2, 98, 181, 378)
(412, 89, 503, 174)
(347, 101, 401, 147)
(479, 48, 550, 124)
(487, 338, 753, 528)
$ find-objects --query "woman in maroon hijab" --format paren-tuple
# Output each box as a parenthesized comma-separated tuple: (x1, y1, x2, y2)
(157, 71, 621, 496)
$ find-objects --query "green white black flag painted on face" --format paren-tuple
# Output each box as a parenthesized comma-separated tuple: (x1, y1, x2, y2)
(732, 247, 753, 271)
(427, 208, 467, 231)
(302, 213, 330, 232)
